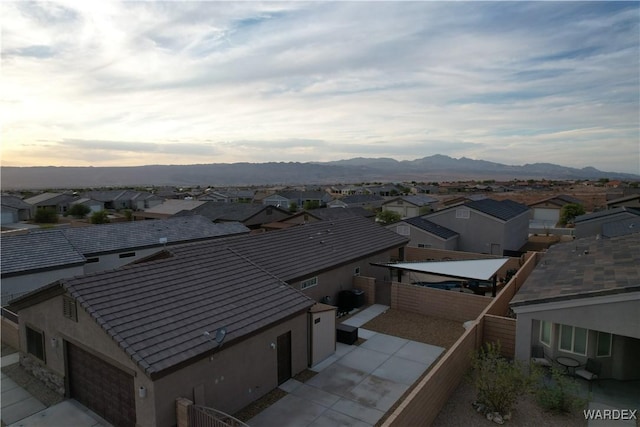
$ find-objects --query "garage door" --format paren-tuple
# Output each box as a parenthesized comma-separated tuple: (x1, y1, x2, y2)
(67, 343, 136, 427)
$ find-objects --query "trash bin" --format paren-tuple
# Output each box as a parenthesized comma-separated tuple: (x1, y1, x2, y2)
(351, 289, 365, 308)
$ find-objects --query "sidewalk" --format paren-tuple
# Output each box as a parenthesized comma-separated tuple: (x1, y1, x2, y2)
(1, 348, 111, 426)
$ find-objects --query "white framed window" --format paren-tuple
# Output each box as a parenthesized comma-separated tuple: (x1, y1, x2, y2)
(396, 225, 410, 236)
(456, 209, 470, 219)
(300, 277, 318, 290)
(539, 320, 552, 347)
(559, 325, 588, 355)
(417, 243, 432, 248)
(596, 332, 612, 357)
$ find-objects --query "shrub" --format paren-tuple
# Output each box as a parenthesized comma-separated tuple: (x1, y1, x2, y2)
(67, 204, 91, 219)
(90, 210, 110, 224)
(34, 208, 58, 224)
(559, 203, 585, 226)
(471, 342, 533, 414)
(376, 210, 401, 225)
(536, 366, 586, 413)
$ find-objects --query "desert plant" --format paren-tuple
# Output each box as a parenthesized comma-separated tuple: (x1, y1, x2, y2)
(90, 210, 110, 224)
(67, 203, 91, 219)
(34, 208, 58, 224)
(376, 210, 401, 225)
(559, 203, 585, 226)
(471, 342, 533, 414)
(536, 366, 586, 413)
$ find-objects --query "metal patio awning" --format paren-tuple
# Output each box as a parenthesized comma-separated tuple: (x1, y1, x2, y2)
(372, 258, 510, 282)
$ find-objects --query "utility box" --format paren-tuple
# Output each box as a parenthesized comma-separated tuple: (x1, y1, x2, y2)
(336, 323, 358, 345)
(309, 303, 336, 367)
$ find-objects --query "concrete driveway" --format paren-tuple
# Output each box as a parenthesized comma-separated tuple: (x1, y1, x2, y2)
(248, 305, 444, 427)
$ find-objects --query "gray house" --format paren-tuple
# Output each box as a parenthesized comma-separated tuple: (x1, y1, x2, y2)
(382, 195, 438, 219)
(511, 232, 640, 381)
(176, 202, 291, 229)
(1, 216, 250, 303)
(1, 195, 32, 224)
(8, 216, 407, 426)
(387, 216, 459, 250)
(574, 207, 640, 239)
(24, 192, 76, 215)
(263, 191, 333, 210)
(423, 198, 531, 255)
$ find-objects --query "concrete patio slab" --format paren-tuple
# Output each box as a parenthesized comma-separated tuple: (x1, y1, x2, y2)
(336, 347, 388, 375)
(340, 305, 389, 328)
(279, 378, 303, 393)
(2, 386, 33, 407)
(305, 364, 368, 398)
(310, 354, 339, 372)
(335, 342, 357, 358)
(394, 340, 444, 364)
(2, 377, 20, 393)
(248, 394, 328, 427)
(8, 400, 110, 427)
(290, 383, 341, 408)
(344, 375, 408, 412)
(1, 396, 46, 426)
(359, 333, 408, 355)
(372, 355, 428, 385)
(1, 353, 20, 367)
(331, 398, 385, 425)
(308, 408, 370, 427)
(356, 328, 378, 340)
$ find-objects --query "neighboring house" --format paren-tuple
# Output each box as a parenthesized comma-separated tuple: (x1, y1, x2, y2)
(606, 194, 640, 210)
(365, 184, 403, 197)
(83, 190, 163, 211)
(424, 198, 531, 255)
(176, 202, 291, 229)
(262, 191, 333, 210)
(382, 195, 438, 219)
(24, 192, 76, 215)
(441, 194, 487, 208)
(311, 207, 376, 221)
(133, 199, 207, 220)
(331, 194, 386, 210)
(573, 207, 640, 239)
(1, 231, 85, 305)
(1, 216, 250, 302)
(528, 194, 583, 228)
(7, 216, 407, 426)
(58, 215, 250, 274)
(510, 232, 640, 381)
(387, 216, 459, 250)
(1, 195, 32, 224)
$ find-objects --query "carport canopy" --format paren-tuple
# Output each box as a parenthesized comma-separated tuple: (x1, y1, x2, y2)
(372, 258, 510, 282)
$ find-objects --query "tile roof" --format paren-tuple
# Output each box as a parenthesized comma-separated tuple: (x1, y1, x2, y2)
(404, 217, 458, 239)
(1, 195, 31, 210)
(142, 199, 207, 215)
(171, 216, 408, 283)
(510, 231, 640, 307)
(398, 195, 438, 206)
(602, 218, 640, 238)
(57, 245, 314, 377)
(341, 194, 385, 204)
(23, 192, 72, 206)
(1, 231, 85, 276)
(55, 215, 249, 255)
(183, 202, 282, 222)
(310, 207, 376, 221)
(465, 199, 530, 221)
(574, 207, 640, 224)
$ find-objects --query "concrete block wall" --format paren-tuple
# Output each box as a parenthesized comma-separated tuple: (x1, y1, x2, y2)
(483, 314, 517, 358)
(352, 276, 376, 306)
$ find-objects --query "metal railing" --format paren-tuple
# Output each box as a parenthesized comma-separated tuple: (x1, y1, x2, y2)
(188, 405, 249, 427)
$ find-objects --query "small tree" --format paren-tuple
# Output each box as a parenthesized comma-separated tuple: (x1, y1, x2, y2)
(559, 203, 585, 226)
(471, 342, 533, 415)
(67, 204, 91, 219)
(376, 210, 401, 225)
(303, 200, 320, 210)
(123, 209, 133, 221)
(90, 210, 110, 224)
(289, 202, 298, 213)
(34, 208, 58, 224)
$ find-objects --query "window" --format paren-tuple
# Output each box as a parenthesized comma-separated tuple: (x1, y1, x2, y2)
(119, 252, 135, 259)
(300, 277, 318, 290)
(396, 225, 410, 236)
(26, 326, 45, 362)
(63, 296, 77, 322)
(86, 257, 99, 264)
(596, 332, 612, 357)
(559, 325, 587, 355)
(539, 320, 552, 347)
(354, 267, 360, 276)
(417, 243, 432, 248)
(456, 209, 470, 219)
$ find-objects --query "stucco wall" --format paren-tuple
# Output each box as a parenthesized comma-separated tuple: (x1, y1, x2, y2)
(82, 247, 162, 274)
(152, 313, 309, 427)
(292, 249, 398, 303)
(18, 294, 156, 426)
(1, 266, 85, 306)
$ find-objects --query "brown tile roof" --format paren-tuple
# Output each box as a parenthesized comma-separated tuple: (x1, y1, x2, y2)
(511, 231, 640, 307)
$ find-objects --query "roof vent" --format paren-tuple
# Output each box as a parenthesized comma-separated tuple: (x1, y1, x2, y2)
(159, 237, 167, 245)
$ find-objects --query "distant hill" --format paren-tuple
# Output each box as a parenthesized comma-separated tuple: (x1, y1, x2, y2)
(1, 155, 638, 190)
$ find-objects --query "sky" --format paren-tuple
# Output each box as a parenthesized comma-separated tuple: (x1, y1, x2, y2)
(1, 1, 639, 174)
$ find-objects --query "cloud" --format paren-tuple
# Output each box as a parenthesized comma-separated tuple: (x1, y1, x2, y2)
(1, 1, 638, 174)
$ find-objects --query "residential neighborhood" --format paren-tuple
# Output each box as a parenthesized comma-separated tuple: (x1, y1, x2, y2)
(1, 177, 639, 426)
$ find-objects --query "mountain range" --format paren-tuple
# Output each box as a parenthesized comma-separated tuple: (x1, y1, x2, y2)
(1, 155, 637, 190)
